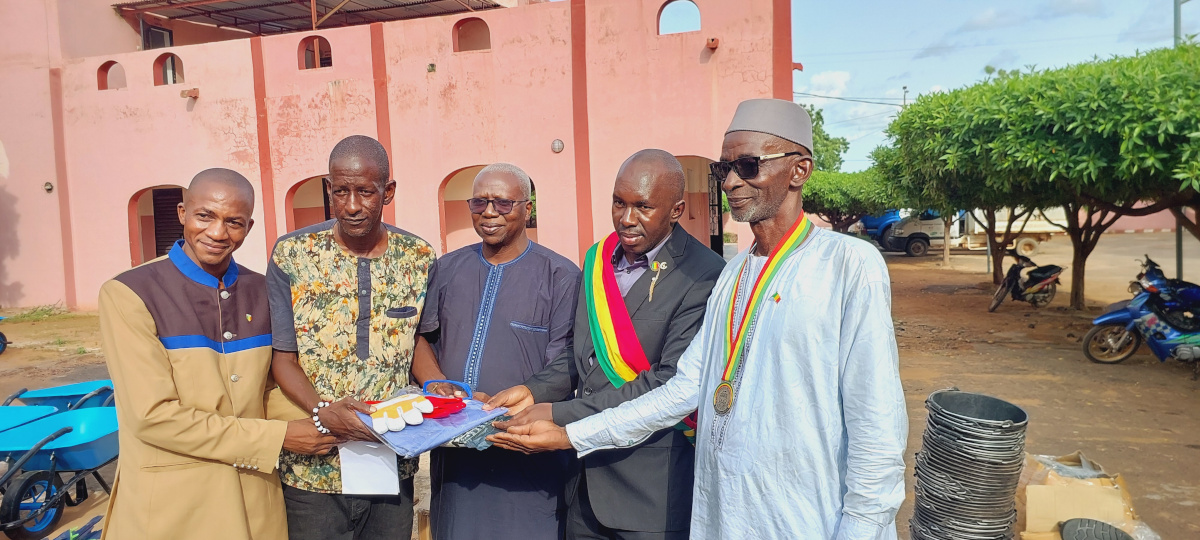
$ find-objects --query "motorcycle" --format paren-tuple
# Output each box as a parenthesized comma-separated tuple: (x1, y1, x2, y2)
(987, 250, 1065, 312)
(1083, 285, 1200, 379)
(1134, 254, 1200, 330)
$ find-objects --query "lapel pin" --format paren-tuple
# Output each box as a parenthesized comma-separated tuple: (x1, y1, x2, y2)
(771, 292, 781, 303)
(649, 261, 667, 302)
(246, 314, 253, 322)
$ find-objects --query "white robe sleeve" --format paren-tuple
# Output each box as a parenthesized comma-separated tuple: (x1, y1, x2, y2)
(564, 324, 706, 455)
(834, 251, 908, 540)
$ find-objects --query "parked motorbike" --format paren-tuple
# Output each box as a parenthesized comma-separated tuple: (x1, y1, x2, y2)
(1134, 254, 1200, 330)
(1083, 285, 1200, 379)
(987, 250, 1065, 312)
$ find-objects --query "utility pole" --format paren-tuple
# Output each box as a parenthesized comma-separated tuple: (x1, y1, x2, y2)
(1176, 0, 1190, 279)
(902, 85, 909, 108)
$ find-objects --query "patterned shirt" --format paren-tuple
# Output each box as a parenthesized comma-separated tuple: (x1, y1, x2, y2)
(267, 220, 436, 493)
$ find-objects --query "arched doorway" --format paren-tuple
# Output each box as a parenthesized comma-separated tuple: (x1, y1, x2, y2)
(438, 165, 538, 253)
(286, 175, 331, 232)
(128, 185, 185, 266)
(675, 156, 723, 254)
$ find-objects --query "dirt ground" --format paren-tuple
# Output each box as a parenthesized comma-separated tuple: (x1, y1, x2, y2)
(2, 232, 1199, 539)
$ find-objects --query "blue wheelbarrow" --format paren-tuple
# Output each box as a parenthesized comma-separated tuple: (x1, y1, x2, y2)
(0, 384, 118, 540)
(4, 381, 114, 412)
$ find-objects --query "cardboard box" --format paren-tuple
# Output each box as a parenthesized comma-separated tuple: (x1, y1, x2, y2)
(1025, 484, 1133, 533)
(1021, 452, 1139, 536)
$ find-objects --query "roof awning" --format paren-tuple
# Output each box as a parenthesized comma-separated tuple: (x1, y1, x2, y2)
(113, 0, 507, 35)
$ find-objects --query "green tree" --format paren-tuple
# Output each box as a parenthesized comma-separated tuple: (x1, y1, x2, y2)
(806, 106, 850, 173)
(802, 168, 896, 232)
(887, 46, 1200, 308)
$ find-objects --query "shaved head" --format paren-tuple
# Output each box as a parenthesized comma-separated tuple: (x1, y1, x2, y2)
(177, 167, 256, 278)
(611, 149, 687, 259)
(186, 168, 255, 207)
(329, 135, 390, 186)
(618, 149, 685, 202)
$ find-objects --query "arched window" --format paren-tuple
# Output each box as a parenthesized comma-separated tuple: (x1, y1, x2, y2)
(454, 18, 491, 52)
(298, 36, 333, 69)
(153, 53, 184, 86)
(658, 0, 701, 35)
(128, 186, 185, 265)
(98, 61, 127, 91)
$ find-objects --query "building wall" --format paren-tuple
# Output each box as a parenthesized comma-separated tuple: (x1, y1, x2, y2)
(383, 2, 581, 258)
(59, 39, 269, 307)
(2, 0, 788, 309)
(0, 0, 69, 308)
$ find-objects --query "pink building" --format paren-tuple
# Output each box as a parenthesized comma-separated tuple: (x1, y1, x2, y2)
(1, 0, 793, 309)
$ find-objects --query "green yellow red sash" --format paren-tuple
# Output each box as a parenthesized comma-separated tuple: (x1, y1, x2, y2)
(583, 232, 696, 440)
(721, 213, 814, 382)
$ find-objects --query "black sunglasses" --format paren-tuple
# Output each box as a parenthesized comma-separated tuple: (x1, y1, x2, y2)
(467, 198, 529, 215)
(709, 152, 809, 180)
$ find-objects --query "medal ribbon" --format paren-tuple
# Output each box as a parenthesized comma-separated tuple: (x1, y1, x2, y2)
(583, 233, 697, 441)
(721, 213, 814, 381)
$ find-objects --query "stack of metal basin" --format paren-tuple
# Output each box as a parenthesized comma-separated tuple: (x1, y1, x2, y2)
(911, 389, 1028, 540)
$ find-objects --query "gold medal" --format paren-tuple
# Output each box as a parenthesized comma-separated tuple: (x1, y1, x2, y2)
(713, 382, 735, 415)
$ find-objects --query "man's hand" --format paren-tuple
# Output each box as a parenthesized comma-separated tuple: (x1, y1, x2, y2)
(493, 403, 553, 430)
(316, 397, 378, 442)
(483, 385, 534, 414)
(427, 382, 468, 398)
(282, 420, 340, 455)
(472, 392, 491, 403)
(487, 420, 573, 454)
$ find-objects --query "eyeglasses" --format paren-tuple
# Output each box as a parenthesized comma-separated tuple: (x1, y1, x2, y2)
(709, 152, 809, 180)
(467, 198, 529, 215)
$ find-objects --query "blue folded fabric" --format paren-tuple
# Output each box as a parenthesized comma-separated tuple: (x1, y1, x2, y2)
(355, 399, 508, 458)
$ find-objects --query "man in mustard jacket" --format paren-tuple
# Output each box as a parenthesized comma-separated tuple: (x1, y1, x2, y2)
(99, 168, 337, 540)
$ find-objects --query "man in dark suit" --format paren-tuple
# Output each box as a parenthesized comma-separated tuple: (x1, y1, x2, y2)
(487, 149, 726, 539)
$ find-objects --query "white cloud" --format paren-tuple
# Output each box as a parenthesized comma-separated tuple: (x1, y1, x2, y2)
(957, 8, 1026, 33)
(808, 71, 851, 98)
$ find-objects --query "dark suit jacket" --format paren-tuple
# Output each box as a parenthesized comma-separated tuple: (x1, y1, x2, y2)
(523, 225, 725, 532)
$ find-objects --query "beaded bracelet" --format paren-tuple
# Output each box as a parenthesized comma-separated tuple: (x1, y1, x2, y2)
(312, 401, 332, 434)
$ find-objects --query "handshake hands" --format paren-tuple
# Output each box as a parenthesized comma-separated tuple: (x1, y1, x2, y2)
(480, 385, 573, 454)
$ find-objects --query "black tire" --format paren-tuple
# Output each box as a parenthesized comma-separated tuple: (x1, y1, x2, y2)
(879, 226, 895, 251)
(1014, 237, 1038, 257)
(1082, 324, 1142, 364)
(988, 283, 1009, 312)
(0, 471, 65, 540)
(905, 238, 929, 257)
(1029, 283, 1056, 308)
(0, 331, 7, 355)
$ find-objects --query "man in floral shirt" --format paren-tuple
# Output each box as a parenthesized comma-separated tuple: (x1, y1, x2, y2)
(268, 135, 435, 539)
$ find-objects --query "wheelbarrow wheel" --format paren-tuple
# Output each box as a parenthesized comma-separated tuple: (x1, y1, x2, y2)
(0, 471, 65, 540)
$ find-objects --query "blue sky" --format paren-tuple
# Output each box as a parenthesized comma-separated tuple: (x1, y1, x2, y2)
(787, 0, 1200, 171)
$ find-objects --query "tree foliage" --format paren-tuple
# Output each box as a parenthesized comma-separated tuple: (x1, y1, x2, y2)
(807, 106, 850, 173)
(803, 168, 896, 232)
(884, 45, 1200, 308)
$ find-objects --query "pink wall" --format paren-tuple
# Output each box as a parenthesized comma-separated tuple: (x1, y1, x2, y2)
(59, 39, 268, 308)
(384, 3, 581, 258)
(260, 26, 381, 238)
(582, 0, 783, 252)
(2, 0, 787, 308)
(0, 0, 69, 308)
